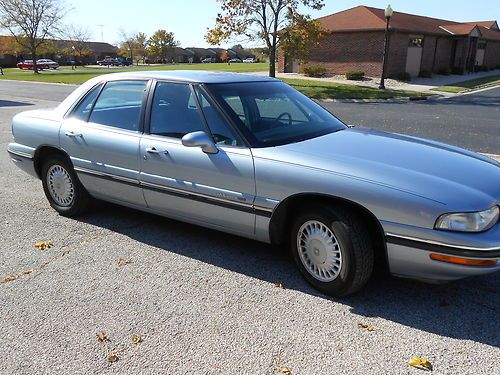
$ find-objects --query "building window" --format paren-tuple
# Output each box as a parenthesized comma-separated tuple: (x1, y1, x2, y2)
(478, 41, 487, 50)
(408, 37, 423, 47)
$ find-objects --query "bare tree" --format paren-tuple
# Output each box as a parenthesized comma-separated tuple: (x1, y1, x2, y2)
(65, 25, 92, 66)
(0, 0, 67, 73)
(206, 0, 324, 77)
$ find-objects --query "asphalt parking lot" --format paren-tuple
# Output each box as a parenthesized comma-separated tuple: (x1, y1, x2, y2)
(0, 81, 499, 374)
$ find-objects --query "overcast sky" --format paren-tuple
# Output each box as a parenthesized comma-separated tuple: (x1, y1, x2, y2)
(65, 0, 500, 47)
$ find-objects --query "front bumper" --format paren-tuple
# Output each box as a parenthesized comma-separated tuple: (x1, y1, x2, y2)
(383, 221, 500, 282)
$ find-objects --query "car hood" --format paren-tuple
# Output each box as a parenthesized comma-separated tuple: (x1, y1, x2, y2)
(253, 128, 500, 210)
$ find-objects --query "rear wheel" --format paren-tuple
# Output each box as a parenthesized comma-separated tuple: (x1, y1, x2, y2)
(41, 155, 91, 216)
(290, 206, 374, 297)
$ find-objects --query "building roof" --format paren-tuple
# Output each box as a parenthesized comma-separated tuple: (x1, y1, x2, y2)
(54, 40, 118, 53)
(317, 6, 500, 41)
(185, 47, 214, 56)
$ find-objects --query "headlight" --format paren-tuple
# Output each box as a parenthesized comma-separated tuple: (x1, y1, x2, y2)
(435, 206, 499, 232)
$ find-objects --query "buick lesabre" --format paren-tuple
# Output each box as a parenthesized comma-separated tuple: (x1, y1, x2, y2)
(7, 71, 500, 296)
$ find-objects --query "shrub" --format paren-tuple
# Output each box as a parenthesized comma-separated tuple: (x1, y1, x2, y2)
(475, 65, 489, 72)
(303, 65, 327, 77)
(391, 72, 411, 81)
(418, 70, 433, 78)
(437, 67, 451, 75)
(345, 70, 365, 80)
(496, 64, 500, 70)
(451, 66, 464, 75)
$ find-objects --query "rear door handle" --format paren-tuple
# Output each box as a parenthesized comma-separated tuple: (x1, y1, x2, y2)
(146, 147, 168, 155)
(65, 131, 83, 138)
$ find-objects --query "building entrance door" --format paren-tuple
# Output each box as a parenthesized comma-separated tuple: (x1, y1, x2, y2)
(405, 36, 423, 77)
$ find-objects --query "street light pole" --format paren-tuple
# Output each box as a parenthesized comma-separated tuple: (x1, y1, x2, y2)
(379, 5, 394, 89)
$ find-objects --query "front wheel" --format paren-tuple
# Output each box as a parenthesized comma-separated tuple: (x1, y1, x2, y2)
(290, 207, 374, 297)
(41, 156, 91, 216)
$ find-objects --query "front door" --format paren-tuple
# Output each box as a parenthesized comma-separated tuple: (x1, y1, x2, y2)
(60, 80, 149, 207)
(139, 81, 256, 235)
(406, 36, 423, 77)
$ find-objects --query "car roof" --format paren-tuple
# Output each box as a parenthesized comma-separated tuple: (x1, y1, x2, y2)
(99, 70, 278, 84)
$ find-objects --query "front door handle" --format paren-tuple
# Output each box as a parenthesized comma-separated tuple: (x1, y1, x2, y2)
(65, 131, 83, 138)
(145, 147, 168, 155)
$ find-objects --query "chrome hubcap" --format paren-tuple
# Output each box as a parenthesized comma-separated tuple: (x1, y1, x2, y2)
(47, 165, 74, 206)
(297, 220, 342, 282)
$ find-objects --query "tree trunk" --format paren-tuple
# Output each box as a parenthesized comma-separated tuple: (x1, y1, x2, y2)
(31, 48, 39, 74)
(269, 46, 276, 77)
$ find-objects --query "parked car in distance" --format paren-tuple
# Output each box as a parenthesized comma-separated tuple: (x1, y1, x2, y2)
(37, 59, 59, 69)
(16, 60, 49, 70)
(115, 57, 131, 66)
(201, 57, 217, 63)
(228, 58, 242, 63)
(7, 71, 500, 297)
(243, 57, 257, 63)
(97, 57, 119, 66)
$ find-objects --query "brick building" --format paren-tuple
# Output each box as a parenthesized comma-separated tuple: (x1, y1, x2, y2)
(279, 5, 500, 78)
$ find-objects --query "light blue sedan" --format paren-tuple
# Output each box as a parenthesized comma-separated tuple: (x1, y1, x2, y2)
(7, 71, 500, 296)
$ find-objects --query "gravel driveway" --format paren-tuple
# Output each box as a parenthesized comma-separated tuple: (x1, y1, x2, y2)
(0, 88, 498, 375)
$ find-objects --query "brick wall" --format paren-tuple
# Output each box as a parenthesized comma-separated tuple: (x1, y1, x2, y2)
(385, 32, 409, 77)
(484, 41, 500, 69)
(420, 36, 436, 72)
(296, 31, 387, 76)
(433, 38, 453, 71)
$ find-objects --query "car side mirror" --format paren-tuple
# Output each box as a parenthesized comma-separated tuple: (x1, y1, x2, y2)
(181, 131, 218, 154)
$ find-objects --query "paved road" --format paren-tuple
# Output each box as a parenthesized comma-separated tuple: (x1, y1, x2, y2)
(0, 81, 499, 374)
(323, 87, 500, 155)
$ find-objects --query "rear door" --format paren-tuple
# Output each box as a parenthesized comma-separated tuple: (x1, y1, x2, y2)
(139, 81, 256, 235)
(60, 79, 149, 207)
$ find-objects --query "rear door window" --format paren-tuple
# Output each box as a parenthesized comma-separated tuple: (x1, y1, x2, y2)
(69, 84, 102, 121)
(89, 80, 147, 131)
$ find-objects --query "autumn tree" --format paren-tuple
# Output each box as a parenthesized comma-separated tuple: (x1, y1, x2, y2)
(147, 29, 178, 63)
(279, 9, 324, 64)
(64, 26, 92, 66)
(206, 0, 324, 77)
(0, 0, 67, 73)
(134, 32, 148, 64)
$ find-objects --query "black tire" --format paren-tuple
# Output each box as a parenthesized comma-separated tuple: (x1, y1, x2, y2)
(41, 155, 91, 216)
(290, 206, 374, 297)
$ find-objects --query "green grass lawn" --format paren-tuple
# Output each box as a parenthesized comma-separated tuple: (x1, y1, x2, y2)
(431, 74, 500, 93)
(282, 78, 427, 99)
(0, 64, 428, 99)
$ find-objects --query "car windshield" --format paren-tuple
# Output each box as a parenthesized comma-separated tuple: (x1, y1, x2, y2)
(206, 81, 346, 147)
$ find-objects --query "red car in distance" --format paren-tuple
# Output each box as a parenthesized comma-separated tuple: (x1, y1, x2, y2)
(16, 60, 49, 70)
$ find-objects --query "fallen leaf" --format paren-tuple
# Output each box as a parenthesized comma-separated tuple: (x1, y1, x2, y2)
(358, 322, 376, 331)
(117, 257, 133, 267)
(336, 344, 344, 352)
(107, 353, 119, 363)
(408, 356, 432, 371)
(280, 367, 292, 375)
(274, 282, 285, 289)
(34, 241, 53, 250)
(96, 331, 109, 343)
(131, 334, 142, 344)
(0, 275, 19, 284)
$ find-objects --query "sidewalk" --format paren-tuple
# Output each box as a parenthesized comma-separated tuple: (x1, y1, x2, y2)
(261, 69, 500, 94)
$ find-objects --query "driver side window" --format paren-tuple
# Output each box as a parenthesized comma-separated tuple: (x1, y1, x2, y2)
(195, 87, 242, 146)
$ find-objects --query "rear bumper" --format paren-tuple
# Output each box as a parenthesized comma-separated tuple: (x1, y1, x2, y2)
(7, 143, 38, 178)
(386, 233, 500, 281)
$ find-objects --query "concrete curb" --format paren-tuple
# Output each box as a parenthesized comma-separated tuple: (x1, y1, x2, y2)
(319, 96, 435, 104)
